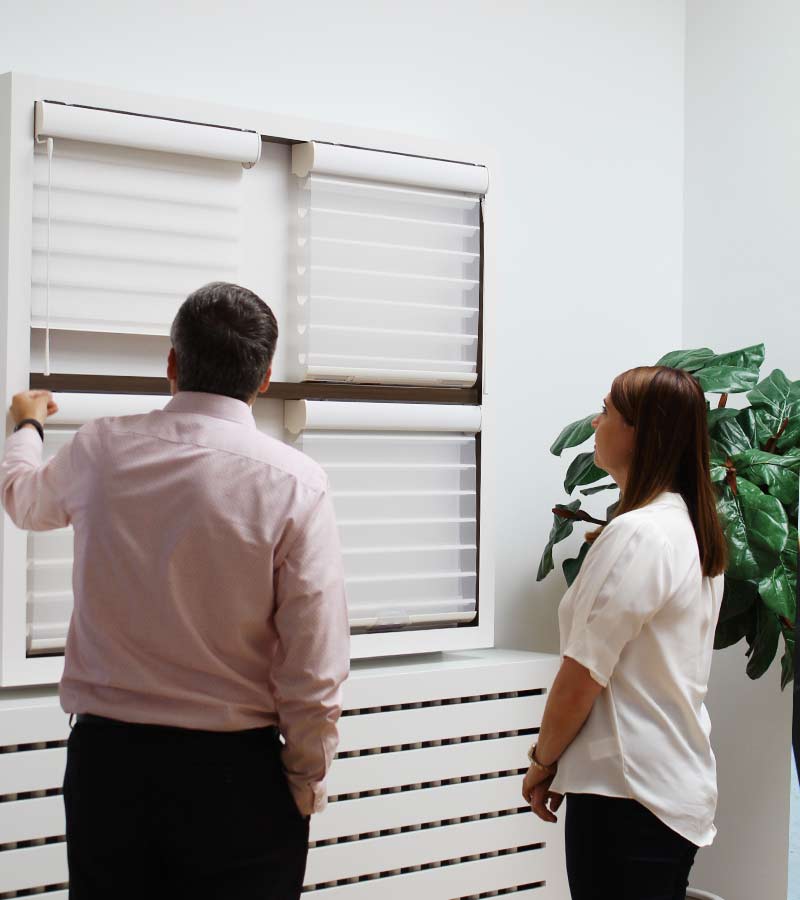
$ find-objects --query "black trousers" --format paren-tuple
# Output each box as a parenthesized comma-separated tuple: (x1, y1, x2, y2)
(565, 793, 698, 900)
(64, 716, 309, 900)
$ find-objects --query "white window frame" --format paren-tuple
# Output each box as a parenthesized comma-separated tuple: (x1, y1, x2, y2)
(0, 72, 495, 686)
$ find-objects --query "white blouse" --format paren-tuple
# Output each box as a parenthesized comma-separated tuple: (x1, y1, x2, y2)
(550, 492, 724, 847)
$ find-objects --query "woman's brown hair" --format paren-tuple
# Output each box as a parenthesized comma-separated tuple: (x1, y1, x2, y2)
(598, 366, 727, 577)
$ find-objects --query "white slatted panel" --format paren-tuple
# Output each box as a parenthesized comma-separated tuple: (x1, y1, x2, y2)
(0, 697, 70, 897)
(297, 431, 478, 631)
(294, 174, 481, 386)
(26, 426, 77, 655)
(31, 139, 244, 337)
(0, 652, 564, 899)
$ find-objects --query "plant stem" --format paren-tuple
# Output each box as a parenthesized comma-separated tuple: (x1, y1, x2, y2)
(764, 417, 790, 453)
(553, 506, 607, 527)
(717, 393, 728, 409)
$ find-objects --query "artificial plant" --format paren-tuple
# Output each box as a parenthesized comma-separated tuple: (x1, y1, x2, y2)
(537, 343, 798, 688)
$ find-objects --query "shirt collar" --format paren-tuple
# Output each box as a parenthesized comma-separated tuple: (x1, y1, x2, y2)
(649, 491, 688, 511)
(163, 392, 256, 428)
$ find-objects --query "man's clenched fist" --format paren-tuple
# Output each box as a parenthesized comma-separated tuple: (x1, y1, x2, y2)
(9, 390, 58, 426)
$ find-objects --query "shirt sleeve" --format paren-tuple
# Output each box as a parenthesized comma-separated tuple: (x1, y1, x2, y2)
(0, 427, 73, 531)
(271, 484, 350, 817)
(562, 516, 673, 688)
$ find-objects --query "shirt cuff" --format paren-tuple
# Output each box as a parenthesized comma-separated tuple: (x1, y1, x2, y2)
(286, 774, 328, 817)
(563, 635, 617, 688)
(8, 426, 45, 456)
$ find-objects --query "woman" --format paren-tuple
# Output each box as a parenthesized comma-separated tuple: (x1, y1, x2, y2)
(522, 366, 727, 899)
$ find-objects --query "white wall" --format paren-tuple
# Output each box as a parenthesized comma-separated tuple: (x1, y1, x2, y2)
(684, 2, 799, 897)
(0, 0, 687, 654)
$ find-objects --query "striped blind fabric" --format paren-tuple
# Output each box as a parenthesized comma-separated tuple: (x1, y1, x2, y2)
(26, 425, 75, 654)
(31, 139, 244, 339)
(288, 401, 480, 631)
(292, 144, 487, 387)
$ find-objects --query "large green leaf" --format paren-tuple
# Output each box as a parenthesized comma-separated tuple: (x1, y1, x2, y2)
(780, 635, 795, 690)
(694, 344, 765, 394)
(550, 414, 595, 457)
(737, 478, 790, 556)
(564, 452, 607, 495)
(656, 347, 715, 372)
(746, 602, 781, 680)
(537, 500, 581, 582)
(714, 603, 757, 650)
(563, 541, 591, 587)
(732, 448, 800, 504)
(758, 525, 798, 621)
(747, 369, 800, 451)
(710, 343, 766, 372)
(712, 409, 758, 456)
(707, 407, 741, 431)
(717, 481, 784, 580)
(719, 577, 759, 623)
(696, 366, 760, 394)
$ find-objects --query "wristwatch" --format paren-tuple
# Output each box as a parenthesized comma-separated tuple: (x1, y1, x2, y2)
(13, 418, 44, 442)
(527, 743, 557, 774)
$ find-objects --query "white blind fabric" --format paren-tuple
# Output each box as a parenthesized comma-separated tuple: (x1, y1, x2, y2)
(291, 142, 486, 387)
(287, 401, 480, 632)
(31, 139, 244, 339)
(31, 101, 258, 375)
(26, 394, 162, 655)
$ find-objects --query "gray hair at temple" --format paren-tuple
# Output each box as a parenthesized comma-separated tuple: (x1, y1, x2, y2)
(169, 282, 279, 403)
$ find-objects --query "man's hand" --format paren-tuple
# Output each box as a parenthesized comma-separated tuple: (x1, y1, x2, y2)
(10, 390, 58, 426)
(522, 767, 564, 823)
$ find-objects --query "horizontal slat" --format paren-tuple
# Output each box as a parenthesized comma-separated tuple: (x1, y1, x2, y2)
(308, 236, 479, 260)
(350, 610, 474, 629)
(342, 653, 558, 710)
(302, 846, 547, 899)
(0, 841, 68, 893)
(0, 796, 65, 844)
(304, 174, 481, 208)
(0, 748, 66, 795)
(308, 323, 478, 343)
(305, 294, 479, 315)
(337, 696, 543, 753)
(0, 705, 70, 748)
(306, 812, 541, 885)
(311, 773, 528, 843)
(307, 264, 479, 287)
(307, 206, 479, 232)
(328, 735, 531, 796)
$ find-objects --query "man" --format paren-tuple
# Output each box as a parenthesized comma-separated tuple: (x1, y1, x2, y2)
(0, 282, 350, 899)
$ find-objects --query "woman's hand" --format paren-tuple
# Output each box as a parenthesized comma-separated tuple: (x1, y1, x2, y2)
(522, 768, 564, 822)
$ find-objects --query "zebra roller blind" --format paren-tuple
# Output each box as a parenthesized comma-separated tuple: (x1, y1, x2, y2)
(31, 102, 260, 373)
(291, 142, 488, 387)
(286, 400, 481, 631)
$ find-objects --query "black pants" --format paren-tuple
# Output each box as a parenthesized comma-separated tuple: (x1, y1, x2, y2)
(64, 716, 309, 900)
(565, 793, 698, 900)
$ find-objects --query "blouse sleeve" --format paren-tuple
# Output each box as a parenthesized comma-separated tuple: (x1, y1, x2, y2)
(562, 516, 673, 687)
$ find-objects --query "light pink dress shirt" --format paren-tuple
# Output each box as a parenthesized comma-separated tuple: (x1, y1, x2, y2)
(0, 392, 350, 815)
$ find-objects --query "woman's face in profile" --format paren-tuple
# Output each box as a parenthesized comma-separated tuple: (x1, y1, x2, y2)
(591, 394, 635, 477)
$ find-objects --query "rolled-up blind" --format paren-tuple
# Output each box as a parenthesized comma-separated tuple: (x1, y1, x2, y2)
(291, 142, 486, 387)
(286, 400, 480, 631)
(31, 102, 259, 373)
(26, 394, 164, 655)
